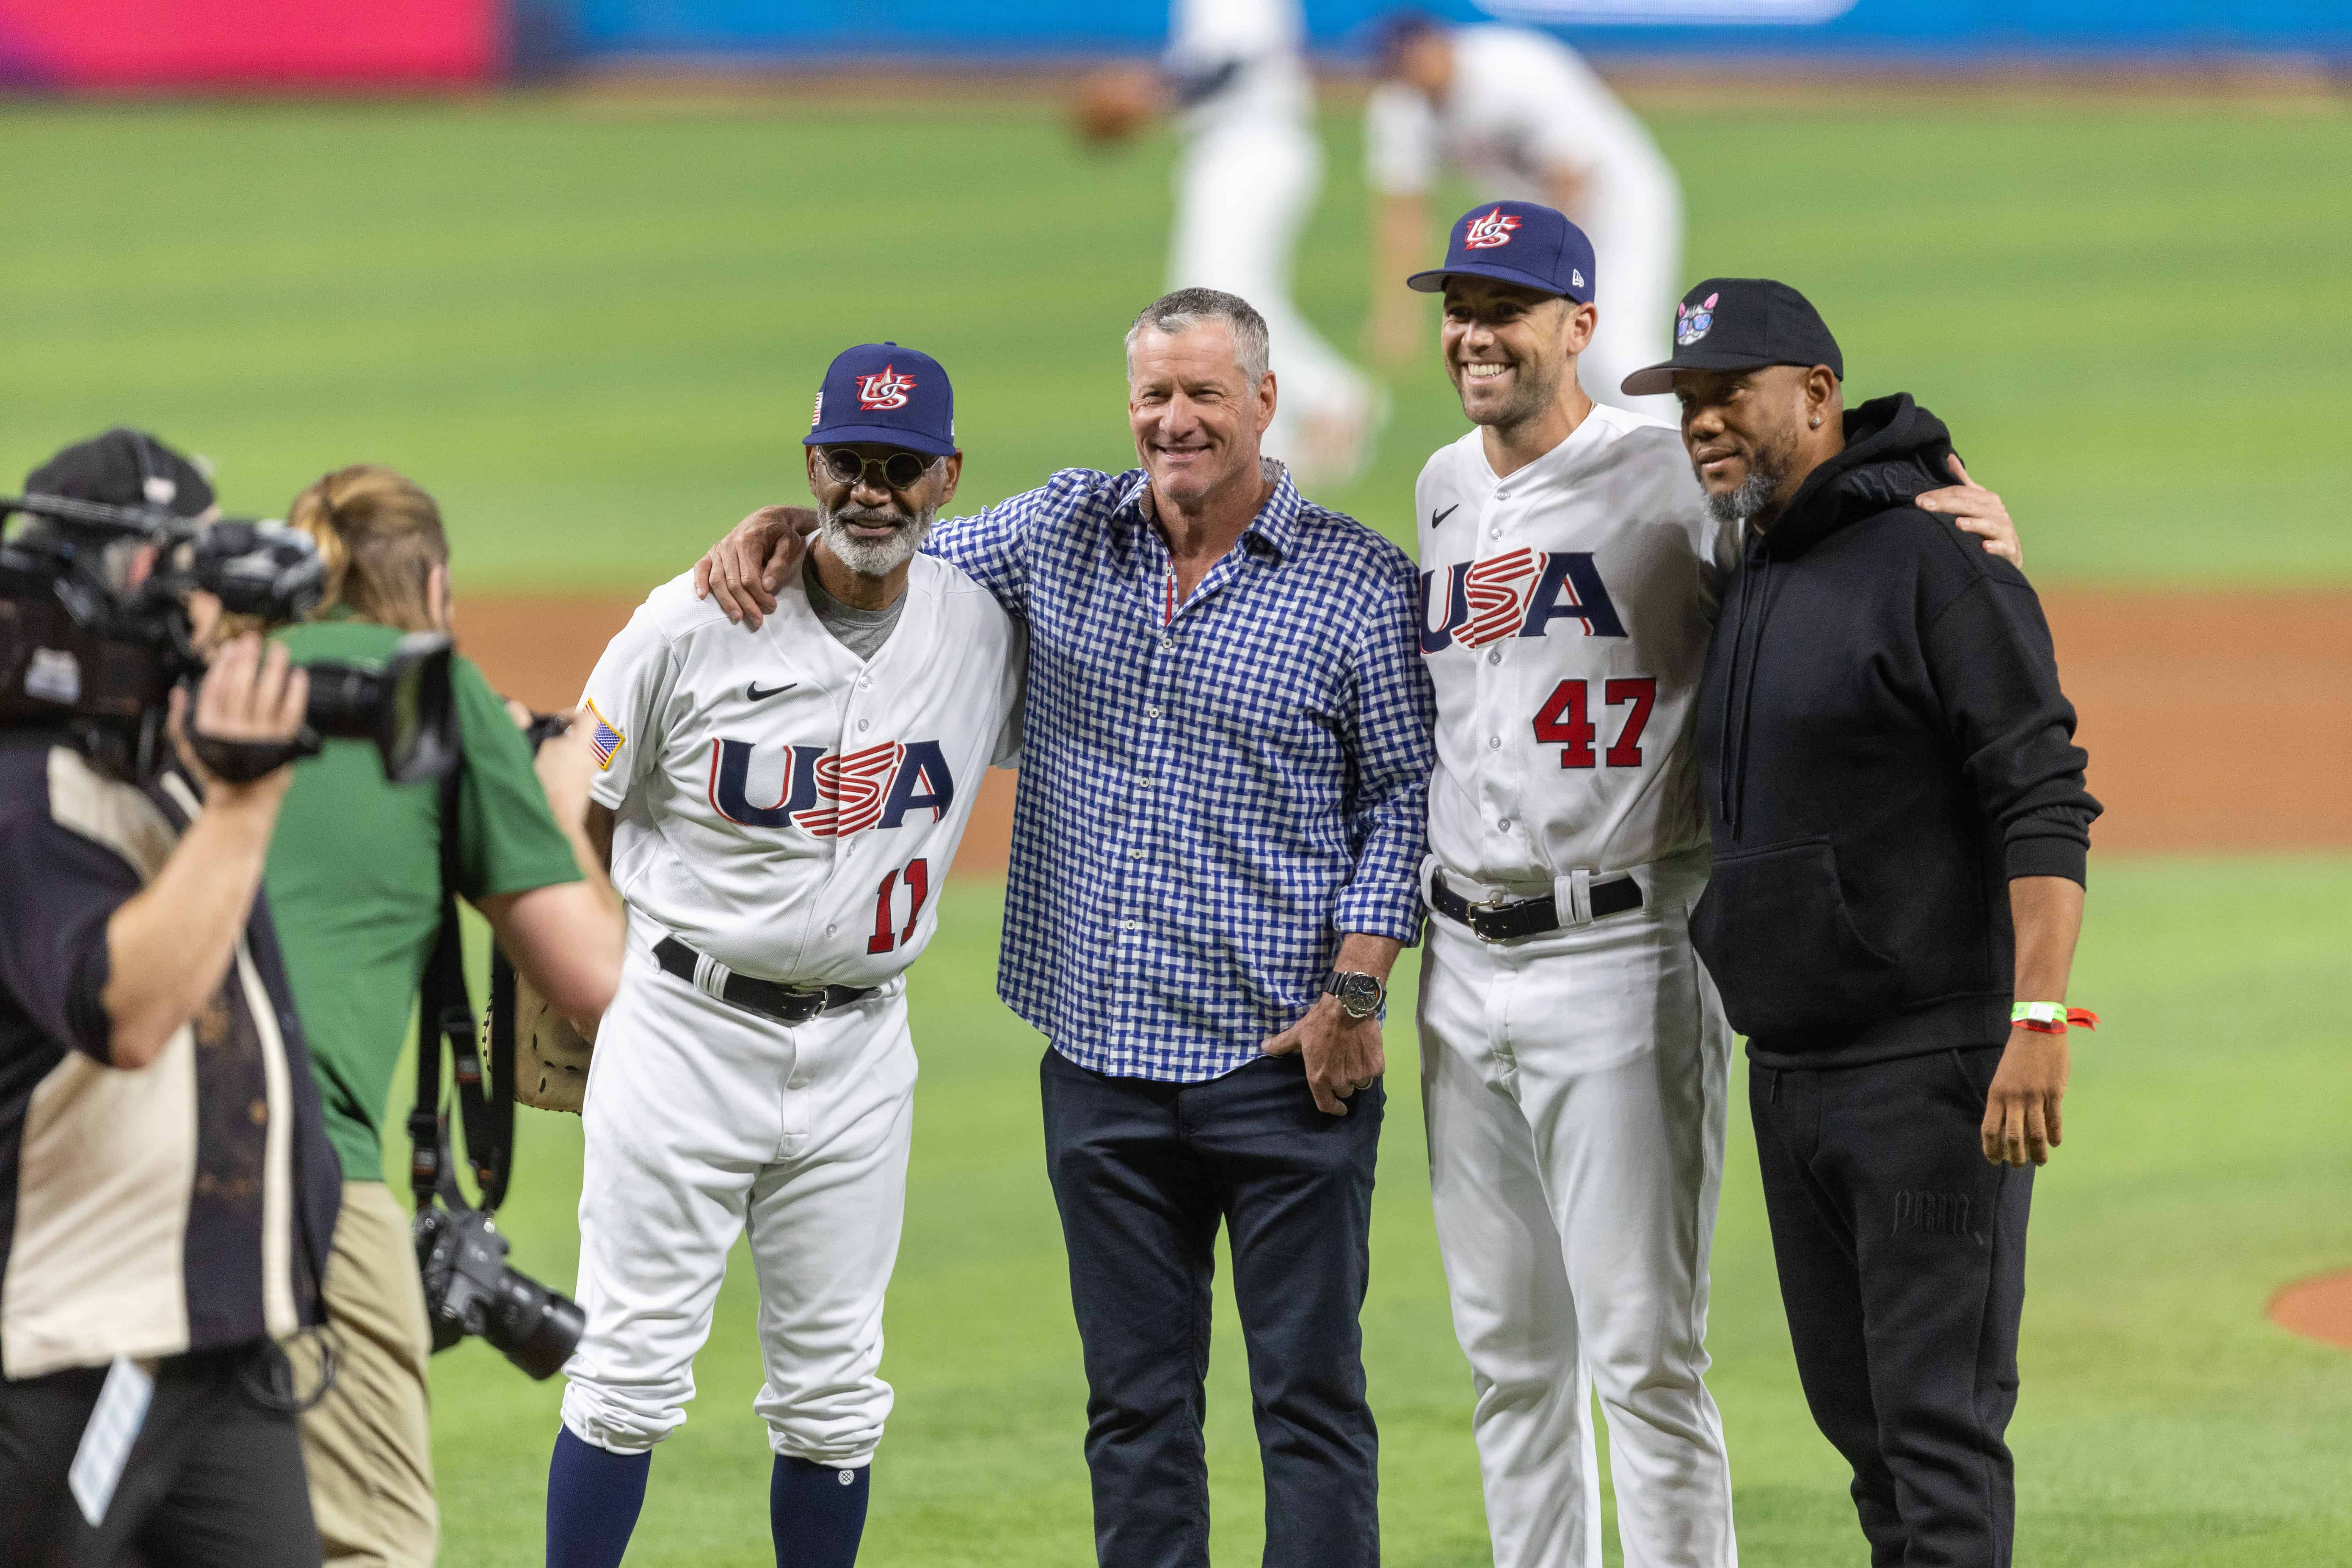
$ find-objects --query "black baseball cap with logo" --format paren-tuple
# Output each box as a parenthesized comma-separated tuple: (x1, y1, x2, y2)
(24, 426, 215, 517)
(1621, 278, 1843, 398)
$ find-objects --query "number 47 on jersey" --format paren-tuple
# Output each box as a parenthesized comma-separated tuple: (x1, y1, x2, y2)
(1533, 677, 1655, 769)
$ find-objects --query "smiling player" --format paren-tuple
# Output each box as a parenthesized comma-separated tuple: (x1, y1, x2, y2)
(543, 343, 1023, 1568)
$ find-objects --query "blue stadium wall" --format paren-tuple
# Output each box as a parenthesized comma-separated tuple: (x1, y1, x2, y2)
(560, 0, 2352, 58)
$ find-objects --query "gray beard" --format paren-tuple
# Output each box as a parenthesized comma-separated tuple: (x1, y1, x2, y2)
(1699, 427, 1799, 528)
(817, 502, 933, 578)
(1702, 468, 1779, 528)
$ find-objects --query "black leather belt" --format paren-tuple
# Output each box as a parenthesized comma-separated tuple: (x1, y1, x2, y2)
(654, 937, 875, 1025)
(1428, 869, 1642, 942)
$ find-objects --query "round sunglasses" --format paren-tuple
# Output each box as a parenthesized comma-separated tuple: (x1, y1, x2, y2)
(817, 446, 942, 493)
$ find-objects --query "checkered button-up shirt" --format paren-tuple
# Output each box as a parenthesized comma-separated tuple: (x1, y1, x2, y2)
(930, 463, 1435, 1082)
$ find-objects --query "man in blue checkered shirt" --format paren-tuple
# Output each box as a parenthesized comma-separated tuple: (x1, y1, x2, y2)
(696, 289, 1434, 1568)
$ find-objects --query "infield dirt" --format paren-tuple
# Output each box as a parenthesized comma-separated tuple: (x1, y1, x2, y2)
(459, 586, 2352, 874)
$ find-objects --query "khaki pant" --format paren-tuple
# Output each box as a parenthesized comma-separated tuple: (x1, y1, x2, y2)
(292, 1181, 438, 1568)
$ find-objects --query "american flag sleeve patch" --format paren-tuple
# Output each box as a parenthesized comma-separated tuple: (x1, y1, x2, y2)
(585, 701, 624, 770)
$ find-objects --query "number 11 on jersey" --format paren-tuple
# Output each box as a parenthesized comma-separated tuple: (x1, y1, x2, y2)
(869, 858, 931, 954)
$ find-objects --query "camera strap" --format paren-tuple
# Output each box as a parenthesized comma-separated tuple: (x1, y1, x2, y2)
(409, 755, 515, 1216)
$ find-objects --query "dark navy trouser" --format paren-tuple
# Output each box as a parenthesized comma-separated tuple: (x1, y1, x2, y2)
(1041, 1046, 1383, 1568)
(1751, 1045, 2035, 1568)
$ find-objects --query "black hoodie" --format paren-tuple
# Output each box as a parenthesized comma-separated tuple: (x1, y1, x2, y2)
(1689, 395, 2100, 1069)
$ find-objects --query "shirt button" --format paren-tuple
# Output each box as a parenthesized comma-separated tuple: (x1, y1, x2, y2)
(1490, 528, 1501, 540)
(1145, 705, 1161, 719)
(1130, 848, 1145, 860)
(857, 719, 869, 732)
(1487, 649, 1501, 665)
(1498, 817, 1513, 831)
(859, 676, 871, 688)
(1122, 920, 1138, 932)
(1160, 635, 1175, 650)
(825, 924, 838, 936)
(1488, 735, 1502, 750)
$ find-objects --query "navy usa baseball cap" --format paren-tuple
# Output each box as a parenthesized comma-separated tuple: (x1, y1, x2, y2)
(1620, 278, 1843, 397)
(805, 342, 956, 457)
(1406, 201, 1596, 304)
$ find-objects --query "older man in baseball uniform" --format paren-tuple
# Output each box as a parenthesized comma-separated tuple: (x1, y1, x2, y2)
(543, 343, 1024, 1568)
(1401, 203, 2024, 1568)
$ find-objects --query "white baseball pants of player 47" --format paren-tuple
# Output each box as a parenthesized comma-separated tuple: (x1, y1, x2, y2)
(1417, 849, 1736, 1568)
(560, 925, 916, 1467)
(1170, 118, 1377, 478)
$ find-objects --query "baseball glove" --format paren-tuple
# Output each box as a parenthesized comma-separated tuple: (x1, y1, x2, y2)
(1071, 66, 1160, 146)
(506, 973, 593, 1114)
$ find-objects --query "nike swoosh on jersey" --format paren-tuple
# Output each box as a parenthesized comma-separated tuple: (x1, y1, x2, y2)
(1430, 504, 1459, 529)
(746, 681, 797, 701)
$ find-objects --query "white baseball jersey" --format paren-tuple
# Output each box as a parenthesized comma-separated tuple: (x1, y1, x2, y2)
(1364, 25, 1667, 203)
(1416, 405, 1739, 884)
(579, 555, 1024, 989)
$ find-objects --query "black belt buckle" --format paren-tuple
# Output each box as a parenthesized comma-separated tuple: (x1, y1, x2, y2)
(1464, 897, 1519, 943)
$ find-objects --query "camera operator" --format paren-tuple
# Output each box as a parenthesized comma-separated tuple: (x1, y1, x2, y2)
(0, 441, 342, 1564)
(204, 463, 623, 1568)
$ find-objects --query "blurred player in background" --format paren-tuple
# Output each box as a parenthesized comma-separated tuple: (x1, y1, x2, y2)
(1074, 0, 1382, 487)
(1363, 11, 1682, 417)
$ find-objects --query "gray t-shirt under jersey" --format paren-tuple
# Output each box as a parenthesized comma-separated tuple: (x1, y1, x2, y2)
(805, 567, 906, 662)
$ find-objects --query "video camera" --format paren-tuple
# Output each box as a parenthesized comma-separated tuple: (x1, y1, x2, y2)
(0, 491, 458, 785)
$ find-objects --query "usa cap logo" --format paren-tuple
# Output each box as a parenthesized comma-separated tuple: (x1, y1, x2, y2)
(1462, 207, 1520, 250)
(856, 366, 916, 410)
(1676, 293, 1718, 347)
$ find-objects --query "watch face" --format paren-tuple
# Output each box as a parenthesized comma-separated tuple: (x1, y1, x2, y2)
(1338, 973, 1384, 1014)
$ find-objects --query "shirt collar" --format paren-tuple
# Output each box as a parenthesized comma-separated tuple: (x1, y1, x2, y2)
(1118, 458, 1303, 563)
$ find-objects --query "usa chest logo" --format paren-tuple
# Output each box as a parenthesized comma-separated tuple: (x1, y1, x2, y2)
(855, 367, 916, 410)
(708, 738, 954, 837)
(1462, 207, 1520, 250)
(1419, 549, 1626, 652)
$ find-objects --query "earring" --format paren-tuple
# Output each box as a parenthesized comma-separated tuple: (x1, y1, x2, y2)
(1809, 416, 1821, 428)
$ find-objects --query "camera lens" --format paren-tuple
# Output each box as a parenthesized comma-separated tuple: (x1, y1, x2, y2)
(487, 1267, 586, 1381)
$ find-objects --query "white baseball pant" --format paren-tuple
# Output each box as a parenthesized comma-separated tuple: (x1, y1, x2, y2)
(1170, 118, 1376, 469)
(561, 923, 915, 1467)
(1417, 850, 1736, 1568)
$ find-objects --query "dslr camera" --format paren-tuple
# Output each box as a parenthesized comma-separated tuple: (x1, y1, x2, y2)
(414, 1204, 585, 1381)
(0, 489, 458, 785)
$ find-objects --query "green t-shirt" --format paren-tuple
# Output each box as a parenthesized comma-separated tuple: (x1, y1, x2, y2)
(263, 618, 582, 1183)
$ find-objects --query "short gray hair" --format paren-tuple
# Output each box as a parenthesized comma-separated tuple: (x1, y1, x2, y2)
(1124, 288, 1271, 387)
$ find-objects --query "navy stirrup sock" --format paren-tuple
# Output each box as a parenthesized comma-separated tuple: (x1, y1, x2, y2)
(770, 1455, 871, 1568)
(547, 1427, 652, 1568)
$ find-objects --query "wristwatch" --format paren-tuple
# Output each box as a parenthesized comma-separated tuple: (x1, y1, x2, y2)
(1324, 970, 1387, 1021)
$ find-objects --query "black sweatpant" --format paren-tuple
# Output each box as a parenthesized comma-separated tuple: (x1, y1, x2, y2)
(0, 1343, 320, 1568)
(1750, 1045, 2033, 1568)
(1040, 1046, 1382, 1568)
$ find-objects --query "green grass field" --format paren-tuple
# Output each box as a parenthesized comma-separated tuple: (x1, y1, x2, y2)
(427, 858, 2352, 1567)
(3, 98, 2348, 583)
(5, 93, 2345, 1564)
